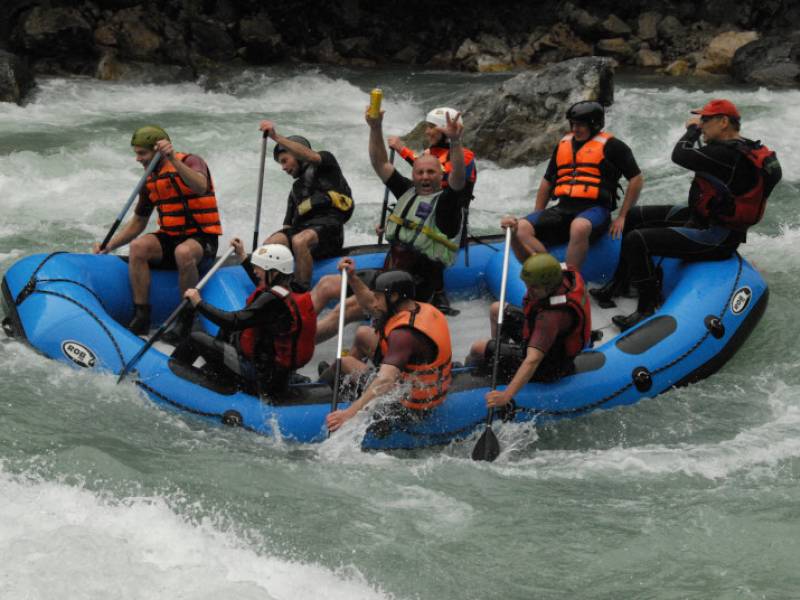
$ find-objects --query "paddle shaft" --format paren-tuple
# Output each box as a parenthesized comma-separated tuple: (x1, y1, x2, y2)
(489, 227, 513, 396)
(471, 227, 512, 461)
(329, 268, 349, 420)
(117, 246, 236, 383)
(252, 132, 268, 252)
(377, 149, 396, 245)
(100, 151, 162, 251)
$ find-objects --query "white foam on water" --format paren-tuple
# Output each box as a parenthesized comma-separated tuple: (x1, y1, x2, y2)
(485, 377, 800, 482)
(0, 468, 391, 600)
(743, 225, 800, 273)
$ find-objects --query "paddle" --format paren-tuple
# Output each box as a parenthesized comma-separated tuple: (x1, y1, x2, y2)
(472, 226, 513, 462)
(252, 131, 268, 252)
(99, 151, 162, 251)
(117, 246, 236, 384)
(377, 148, 396, 245)
(328, 266, 349, 435)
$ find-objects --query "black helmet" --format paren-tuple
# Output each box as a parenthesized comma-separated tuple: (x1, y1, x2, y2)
(373, 270, 415, 300)
(566, 101, 605, 133)
(273, 135, 312, 161)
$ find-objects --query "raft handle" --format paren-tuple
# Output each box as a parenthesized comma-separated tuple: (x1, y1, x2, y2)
(704, 315, 725, 339)
(632, 367, 653, 392)
(222, 410, 243, 427)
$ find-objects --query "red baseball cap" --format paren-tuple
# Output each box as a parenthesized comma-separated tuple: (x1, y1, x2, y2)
(691, 99, 740, 119)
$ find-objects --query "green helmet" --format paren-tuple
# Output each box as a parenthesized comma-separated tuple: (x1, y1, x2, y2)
(131, 125, 170, 148)
(520, 253, 562, 290)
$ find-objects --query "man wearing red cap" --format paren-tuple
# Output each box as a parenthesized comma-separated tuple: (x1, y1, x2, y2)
(590, 98, 782, 331)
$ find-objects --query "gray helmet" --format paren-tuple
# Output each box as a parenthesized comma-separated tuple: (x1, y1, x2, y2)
(273, 135, 312, 161)
(373, 270, 415, 300)
(566, 101, 605, 133)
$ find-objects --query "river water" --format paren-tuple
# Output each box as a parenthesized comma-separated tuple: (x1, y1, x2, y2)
(1, 66, 798, 599)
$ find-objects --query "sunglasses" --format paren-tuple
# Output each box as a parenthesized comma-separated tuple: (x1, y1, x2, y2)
(700, 115, 725, 123)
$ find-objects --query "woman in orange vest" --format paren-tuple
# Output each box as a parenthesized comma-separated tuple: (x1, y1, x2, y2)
(93, 125, 222, 339)
(174, 240, 320, 396)
(325, 261, 452, 433)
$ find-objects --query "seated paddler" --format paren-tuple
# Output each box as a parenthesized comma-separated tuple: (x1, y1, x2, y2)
(466, 228, 592, 408)
(259, 119, 354, 286)
(93, 125, 222, 341)
(325, 260, 453, 433)
(172, 239, 325, 396)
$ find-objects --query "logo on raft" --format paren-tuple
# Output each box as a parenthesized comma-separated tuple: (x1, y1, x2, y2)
(730, 287, 752, 315)
(61, 340, 97, 368)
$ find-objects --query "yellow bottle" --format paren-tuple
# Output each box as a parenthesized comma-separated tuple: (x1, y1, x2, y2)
(368, 88, 383, 118)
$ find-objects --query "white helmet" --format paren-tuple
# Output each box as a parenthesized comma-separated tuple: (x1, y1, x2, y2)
(425, 106, 461, 128)
(251, 244, 294, 274)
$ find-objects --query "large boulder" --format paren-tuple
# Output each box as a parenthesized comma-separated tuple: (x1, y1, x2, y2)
(0, 50, 34, 104)
(456, 57, 614, 167)
(240, 12, 283, 63)
(695, 30, 759, 74)
(12, 6, 95, 58)
(731, 32, 800, 88)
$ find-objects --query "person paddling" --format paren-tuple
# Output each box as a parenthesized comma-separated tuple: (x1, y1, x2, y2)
(172, 239, 326, 396)
(466, 230, 592, 399)
(325, 262, 452, 433)
(93, 126, 222, 342)
(258, 120, 354, 286)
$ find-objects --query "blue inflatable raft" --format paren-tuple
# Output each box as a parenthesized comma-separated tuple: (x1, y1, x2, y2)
(1, 234, 768, 451)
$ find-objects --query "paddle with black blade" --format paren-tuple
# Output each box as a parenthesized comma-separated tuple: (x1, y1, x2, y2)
(117, 246, 236, 384)
(327, 266, 349, 436)
(252, 131, 268, 252)
(99, 151, 162, 251)
(472, 225, 513, 462)
(377, 148, 396, 245)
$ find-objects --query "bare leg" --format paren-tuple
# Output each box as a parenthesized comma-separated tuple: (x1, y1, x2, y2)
(174, 238, 204, 295)
(348, 325, 379, 361)
(565, 217, 592, 269)
(466, 339, 489, 367)
(315, 296, 364, 343)
(488, 301, 500, 339)
(265, 231, 290, 246)
(516, 219, 548, 256)
(289, 229, 319, 286)
(128, 234, 162, 305)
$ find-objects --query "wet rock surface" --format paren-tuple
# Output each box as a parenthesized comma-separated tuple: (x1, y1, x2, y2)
(0, 0, 796, 97)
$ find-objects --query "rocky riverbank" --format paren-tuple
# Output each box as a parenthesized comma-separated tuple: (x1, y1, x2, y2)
(1, 0, 798, 105)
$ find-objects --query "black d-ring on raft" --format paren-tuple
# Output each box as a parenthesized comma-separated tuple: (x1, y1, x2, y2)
(632, 366, 653, 392)
(704, 315, 725, 339)
(222, 410, 243, 427)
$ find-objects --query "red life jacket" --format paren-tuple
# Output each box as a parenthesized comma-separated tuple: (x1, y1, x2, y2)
(553, 132, 617, 206)
(692, 140, 781, 232)
(522, 266, 592, 359)
(239, 285, 317, 370)
(378, 302, 452, 411)
(145, 152, 222, 236)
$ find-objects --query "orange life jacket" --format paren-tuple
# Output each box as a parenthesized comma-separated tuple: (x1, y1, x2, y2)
(399, 145, 477, 188)
(522, 266, 592, 359)
(553, 132, 616, 205)
(239, 285, 317, 370)
(145, 152, 222, 237)
(691, 140, 781, 232)
(379, 302, 452, 411)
